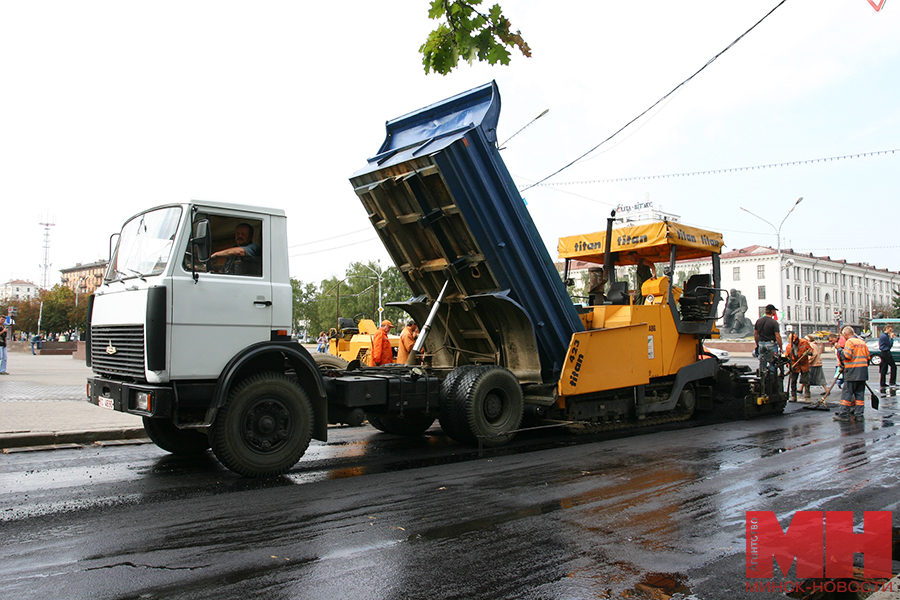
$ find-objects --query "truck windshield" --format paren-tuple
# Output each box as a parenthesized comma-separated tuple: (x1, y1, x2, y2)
(106, 206, 183, 281)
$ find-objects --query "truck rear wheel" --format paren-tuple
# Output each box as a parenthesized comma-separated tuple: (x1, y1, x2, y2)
(438, 365, 476, 441)
(211, 372, 313, 477)
(142, 417, 210, 455)
(446, 365, 523, 447)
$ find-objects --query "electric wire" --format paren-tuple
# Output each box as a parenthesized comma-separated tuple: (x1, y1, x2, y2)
(524, 148, 900, 187)
(521, 0, 791, 191)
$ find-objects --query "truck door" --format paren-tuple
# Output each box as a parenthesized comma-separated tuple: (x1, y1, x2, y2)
(170, 212, 272, 379)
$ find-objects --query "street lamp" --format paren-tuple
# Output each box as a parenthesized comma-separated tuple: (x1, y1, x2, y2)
(358, 261, 385, 321)
(740, 197, 803, 332)
(74, 276, 87, 308)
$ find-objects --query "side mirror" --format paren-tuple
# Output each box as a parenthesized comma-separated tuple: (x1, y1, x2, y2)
(189, 219, 211, 282)
(191, 219, 211, 262)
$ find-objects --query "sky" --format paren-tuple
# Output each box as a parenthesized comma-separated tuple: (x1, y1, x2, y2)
(2, 0, 898, 289)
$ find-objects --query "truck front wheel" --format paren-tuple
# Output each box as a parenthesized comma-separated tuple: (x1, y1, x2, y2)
(142, 417, 210, 455)
(211, 372, 313, 477)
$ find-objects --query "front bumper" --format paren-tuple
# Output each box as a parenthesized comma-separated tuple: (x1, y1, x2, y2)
(87, 376, 175, 418)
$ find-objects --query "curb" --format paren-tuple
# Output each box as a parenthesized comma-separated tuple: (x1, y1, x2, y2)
(0, 426, 147, 450)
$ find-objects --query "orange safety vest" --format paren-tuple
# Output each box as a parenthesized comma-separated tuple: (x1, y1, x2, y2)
(839, 337, 869, 381)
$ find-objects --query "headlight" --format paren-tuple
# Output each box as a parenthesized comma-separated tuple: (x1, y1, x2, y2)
(134, 391, 152, 412)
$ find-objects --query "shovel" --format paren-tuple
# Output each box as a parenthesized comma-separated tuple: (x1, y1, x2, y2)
(865, 383, 880, 410)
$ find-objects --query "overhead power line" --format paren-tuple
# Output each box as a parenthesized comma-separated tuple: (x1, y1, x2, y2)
(289, 236, 379, 257)
(523, 148, 900, 187)
(522, 0, 790, 191)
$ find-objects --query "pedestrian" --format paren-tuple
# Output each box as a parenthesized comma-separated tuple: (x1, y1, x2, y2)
(0, 319, 8, 375)
(877, 325, 897, 389)
(804, 334, 828, 398)
(753, 304, 782, 373)
(828, 333, 845, 390)
(31, 333, 42, 355)
(371, 320, 394, 366)
(316, 331, 328, 353)
(397, 320, 418, 364)
(784, 331, 811, 402)
(834, 326, 870, 422)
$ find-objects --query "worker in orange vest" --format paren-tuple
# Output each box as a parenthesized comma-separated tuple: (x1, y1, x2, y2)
(834, 326, 870, 422)
(371, 320, 394, 366)
(397, 321, 418, 364)
(784, 331, 812, 402)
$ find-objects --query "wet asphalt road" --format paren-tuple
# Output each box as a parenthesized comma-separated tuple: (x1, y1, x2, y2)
(2, 372, 899, 600)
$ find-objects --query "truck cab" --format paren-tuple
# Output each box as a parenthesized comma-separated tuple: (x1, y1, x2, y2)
(86, 201, 328, 477)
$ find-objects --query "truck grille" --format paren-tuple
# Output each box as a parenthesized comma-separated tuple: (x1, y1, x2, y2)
(91, 325, 145, 379)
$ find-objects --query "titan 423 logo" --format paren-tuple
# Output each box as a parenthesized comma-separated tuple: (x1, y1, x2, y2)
(746, 511, 893, 579)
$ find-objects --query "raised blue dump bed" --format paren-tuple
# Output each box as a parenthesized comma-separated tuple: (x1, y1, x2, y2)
(350, 82, 584, 384)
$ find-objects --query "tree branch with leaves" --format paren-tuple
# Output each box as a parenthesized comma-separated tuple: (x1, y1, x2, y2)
(420, 0, 531, 75)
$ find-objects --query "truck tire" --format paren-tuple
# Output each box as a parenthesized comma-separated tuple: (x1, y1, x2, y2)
(446, 365, 523, 447)
(211, 372, 313, 477)
(366, 413, 389, 432)
(365, 413, 436, 436)
(142, 417, 210, 455)
(313, 353, 350, 370)
(438, 365, 477, 442)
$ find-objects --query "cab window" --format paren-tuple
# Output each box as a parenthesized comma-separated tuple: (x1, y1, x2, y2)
(183, 214, 263, 277)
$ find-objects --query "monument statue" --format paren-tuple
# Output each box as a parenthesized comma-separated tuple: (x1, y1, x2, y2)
(722, 289, 752, 336)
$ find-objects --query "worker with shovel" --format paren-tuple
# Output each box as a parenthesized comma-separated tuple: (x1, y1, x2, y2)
(833, 326, 871, 422)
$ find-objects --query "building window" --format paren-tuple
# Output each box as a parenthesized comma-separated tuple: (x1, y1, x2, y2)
(758, 285, 766, 300)
(815, 288, 820, 302)
(806, 306, 811, 320)
(795, 267, 801, 280)
(816, 307, 821, 321)
(733, 266, 740, 281)
(805, 287, 811, 301)
(757, 265, 765, 279)
(804, 268, 811, 282)
(786, 306, 792, 320)
(786, 286, 791, 299)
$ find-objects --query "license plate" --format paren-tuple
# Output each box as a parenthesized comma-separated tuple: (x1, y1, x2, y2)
(98, 396, 115, 411)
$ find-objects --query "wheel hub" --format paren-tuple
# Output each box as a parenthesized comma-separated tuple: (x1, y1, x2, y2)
(243, 399, 290, 453)
(483, 392, 504, 421)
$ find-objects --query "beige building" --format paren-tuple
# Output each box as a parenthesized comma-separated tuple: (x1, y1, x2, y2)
(60, 260, 108, 297)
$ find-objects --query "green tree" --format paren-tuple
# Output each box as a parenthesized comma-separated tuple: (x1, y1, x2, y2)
(292, 262, 415, 338)
(291, 278, 319, 340)
(2, 298, 37, 335)
(420, 0, 531, 75)
(39, 285, 77, 335)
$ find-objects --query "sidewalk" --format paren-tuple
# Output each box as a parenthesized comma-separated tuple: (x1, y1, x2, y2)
(0, 353, 145, 450)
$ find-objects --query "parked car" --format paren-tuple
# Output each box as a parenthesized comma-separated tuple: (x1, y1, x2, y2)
(865, 337, 900, 366)
(703, 346, 730, 363)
